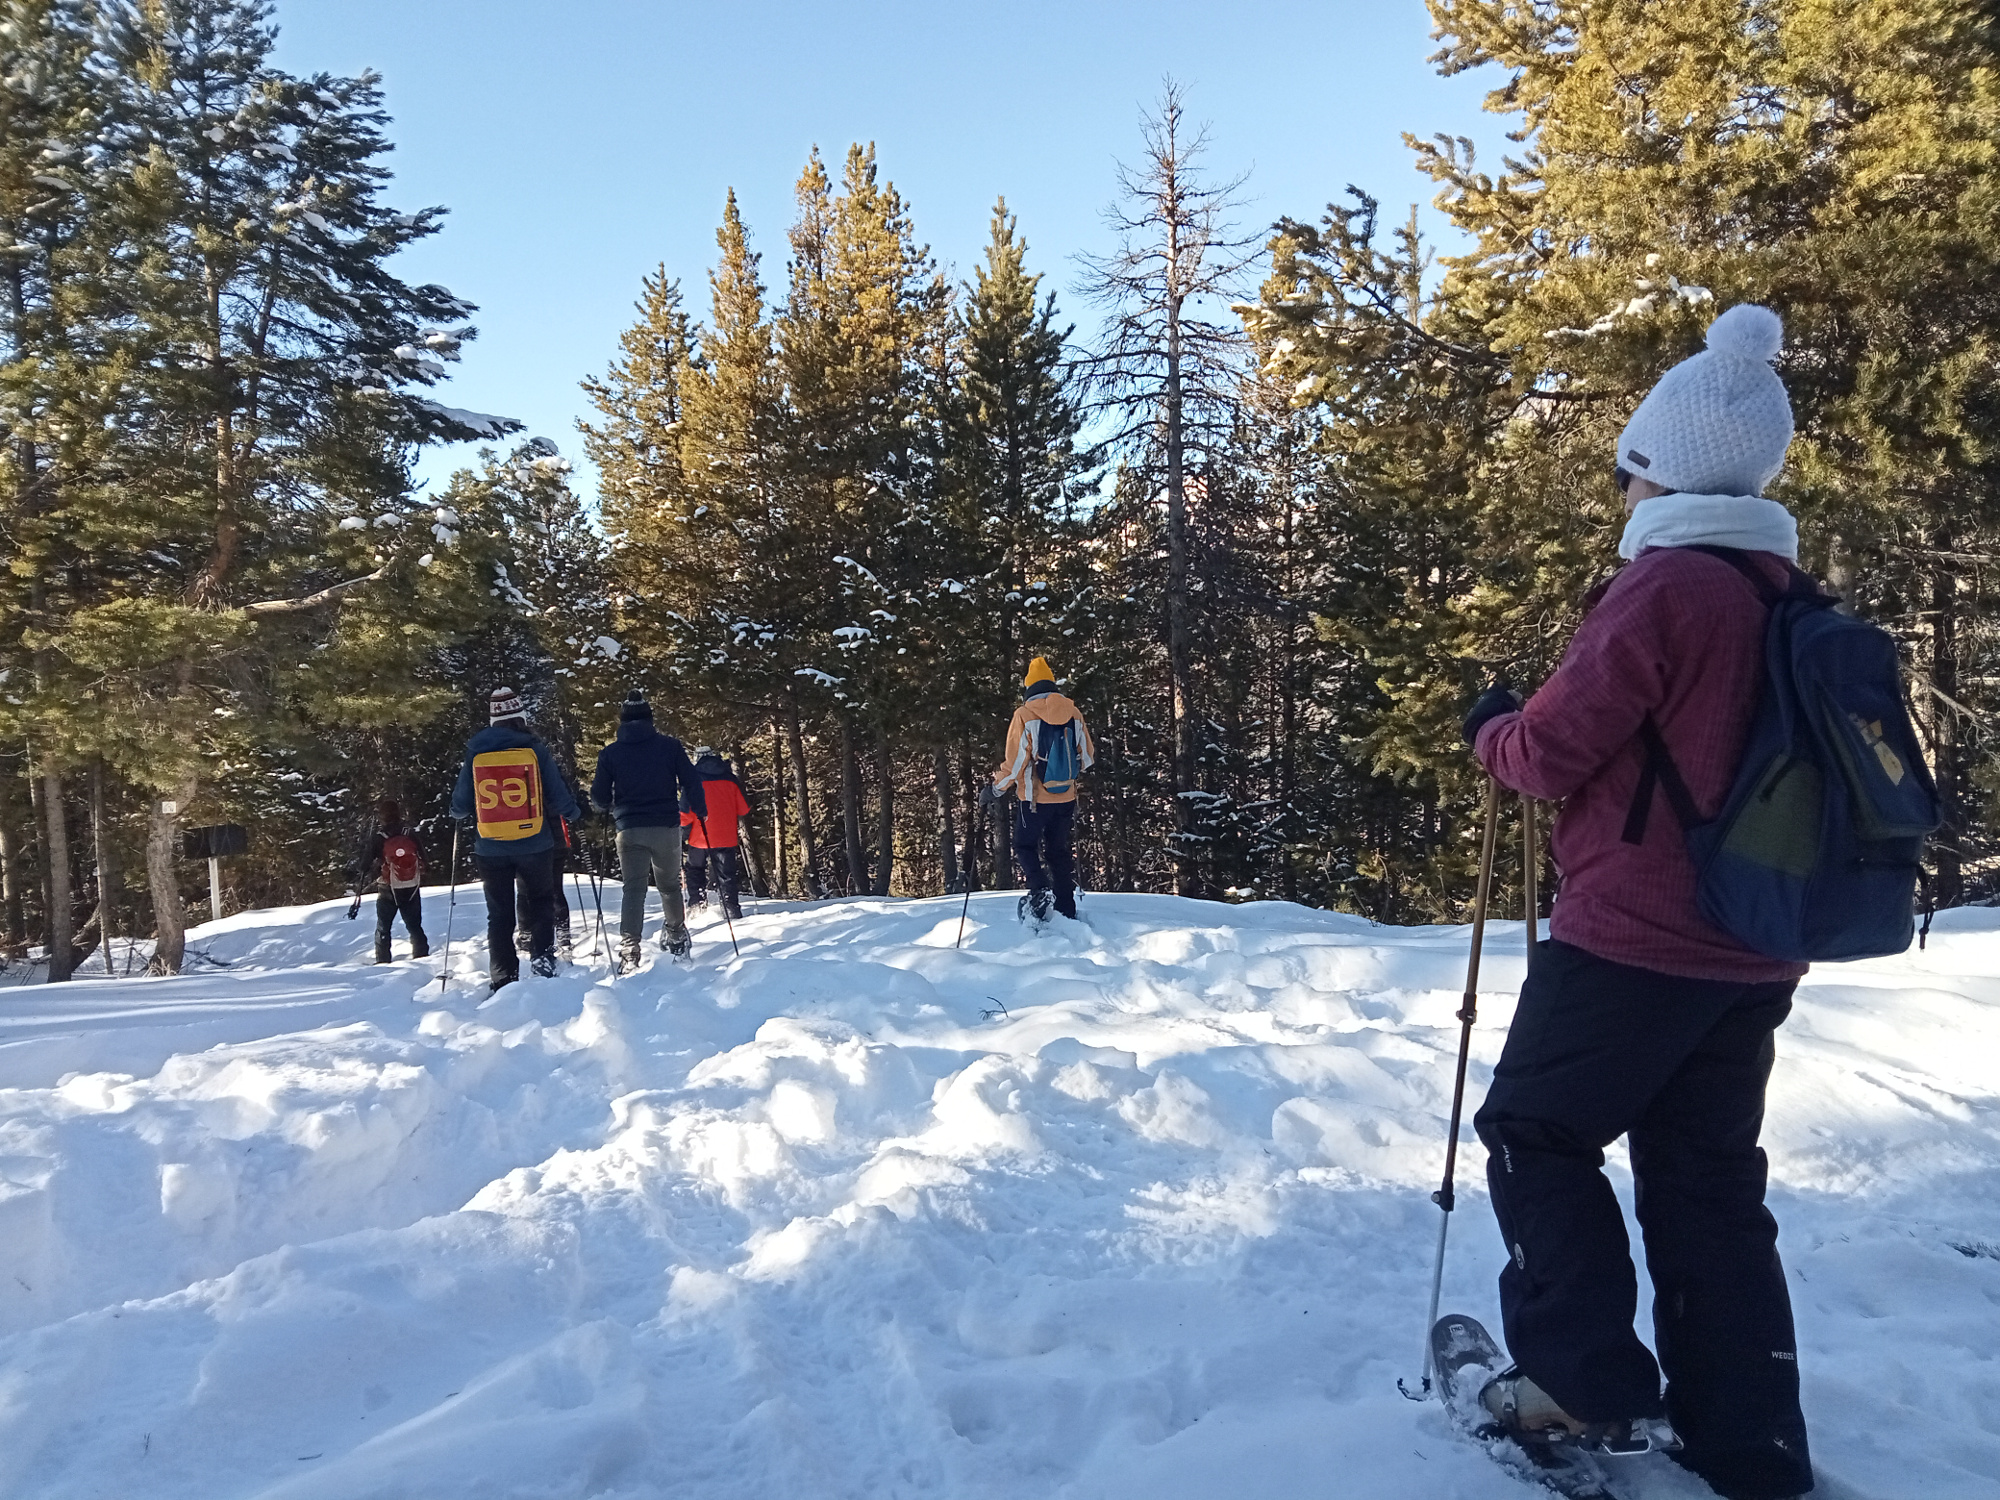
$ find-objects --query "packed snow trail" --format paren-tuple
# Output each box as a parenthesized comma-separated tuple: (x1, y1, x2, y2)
(0, 891, 1995, 1498)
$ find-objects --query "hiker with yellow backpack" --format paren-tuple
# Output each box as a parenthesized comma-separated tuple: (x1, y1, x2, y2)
(982, 656, 1095, 924)
(449, 686, 582, 990)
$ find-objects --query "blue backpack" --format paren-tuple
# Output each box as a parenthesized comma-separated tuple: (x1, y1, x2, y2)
(1624, 547, 1939, 962)
(1034, 718, 1080, 799)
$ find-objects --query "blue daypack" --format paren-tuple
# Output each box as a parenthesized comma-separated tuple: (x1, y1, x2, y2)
(1623, 546, 1939, 962)
(1034, 718, 1080, 798)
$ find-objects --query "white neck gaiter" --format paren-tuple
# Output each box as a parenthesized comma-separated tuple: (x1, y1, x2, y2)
(1618, 493, 1800, 563)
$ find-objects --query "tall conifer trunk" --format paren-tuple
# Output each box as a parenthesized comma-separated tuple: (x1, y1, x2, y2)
(146, 778, 196, 976)
(91, 760, 118, 976)
(934, 747, 959, 893)
(41, 766, 72, 982)
(782, 693, 822, 897)
(0, 761, 25, 958)
(872, 726, 894, 897)
(1163, 223, 1197, 897)
(839, 718, 865, 895)
(770, 720, 789, 897)
(957, 740, 983, 891)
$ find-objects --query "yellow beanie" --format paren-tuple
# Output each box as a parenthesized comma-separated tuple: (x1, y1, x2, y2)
(1023, 656, 1055, 688)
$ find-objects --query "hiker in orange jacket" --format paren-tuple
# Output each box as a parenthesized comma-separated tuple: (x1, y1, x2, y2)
(982, 656, 1095, 922)
(681, 747, 752, 921)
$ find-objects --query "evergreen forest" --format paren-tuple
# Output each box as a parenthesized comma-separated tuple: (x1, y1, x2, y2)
(6, 0, 2000, 979)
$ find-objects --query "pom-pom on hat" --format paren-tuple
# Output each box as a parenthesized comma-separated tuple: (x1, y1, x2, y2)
(1023, 656, 1055, 689)
(1615, 304, 1794, 498)
(489, 686, 525, 725)
(619, 691, 652, 723)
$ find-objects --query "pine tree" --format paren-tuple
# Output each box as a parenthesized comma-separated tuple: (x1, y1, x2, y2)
(1412, 0, 2000, 904)
(15, 0, 519, 974)
(1076, 81, 1253, 895)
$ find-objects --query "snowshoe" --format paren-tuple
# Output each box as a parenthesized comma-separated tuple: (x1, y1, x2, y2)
(530, 952, 558, 979)
(1429, 1314, 1616, 1499)
(664, 932, 692, 961)
(1479, 1371, 1668, 1458)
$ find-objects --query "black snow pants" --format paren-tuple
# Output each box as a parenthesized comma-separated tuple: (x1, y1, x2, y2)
(684, 845, 741, 918)
(1013, 801, 1077, 918)
(373, 885, 429, 963)
(516, 831, 571, 953)
(1473, 939, 1811, 1500)
(478, 848, 556, 985)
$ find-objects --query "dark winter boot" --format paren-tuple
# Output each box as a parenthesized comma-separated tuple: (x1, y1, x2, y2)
(489, 967, 518, 994)
(617, 935, 641, 972)
(724, 898, 743, 921)
(530, 952, 558, 979)
(514, 929, 532, 955)
(1028, 887, 1053, 923)
(374, 938, 392, 965)
(1479, 1370, 1673, 1457)
(665, 931, 692, 960)
(409, 930, 430, 959)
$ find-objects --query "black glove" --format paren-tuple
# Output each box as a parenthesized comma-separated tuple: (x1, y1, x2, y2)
(978, 783, 1002, 810)
(1462, 685, 1523, 746)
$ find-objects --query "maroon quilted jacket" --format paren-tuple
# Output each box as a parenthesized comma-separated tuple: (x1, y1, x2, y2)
(1475, 545, 1809, 984)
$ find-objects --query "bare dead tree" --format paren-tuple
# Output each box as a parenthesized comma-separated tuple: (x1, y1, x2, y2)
(1074, 79, 1255, 895)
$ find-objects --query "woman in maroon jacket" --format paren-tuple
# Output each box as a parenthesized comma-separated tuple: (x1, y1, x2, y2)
(1462, 306, 1814, 1500)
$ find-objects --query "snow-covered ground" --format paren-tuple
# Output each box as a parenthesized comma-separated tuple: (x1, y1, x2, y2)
(0, 887, 1994, 1499)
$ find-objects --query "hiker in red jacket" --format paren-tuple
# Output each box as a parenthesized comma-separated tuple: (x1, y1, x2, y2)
(681, 747, 751, 921)
(1462, 306, 1814, 1500)
(350, 799, 429, 964)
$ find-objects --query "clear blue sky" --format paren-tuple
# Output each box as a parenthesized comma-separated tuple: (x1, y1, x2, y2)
(273, 0, 1506, 497)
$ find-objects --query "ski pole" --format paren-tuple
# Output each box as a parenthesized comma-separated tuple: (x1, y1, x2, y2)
(567, 836, 591, 967)
(696, 814, 740, 958)
(437, 822, 462, 994)
(1523, 798, 1540, 974)
(593, 823, 615, 971)
(1400, 775, 1504, 1402)
(956, 788, 989, 949)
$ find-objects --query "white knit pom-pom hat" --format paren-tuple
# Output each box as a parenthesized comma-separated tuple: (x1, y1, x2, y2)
(1615, 304, 1794, 497)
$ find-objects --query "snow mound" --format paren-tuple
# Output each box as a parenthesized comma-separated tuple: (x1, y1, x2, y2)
(0, 890, 1995, 1498)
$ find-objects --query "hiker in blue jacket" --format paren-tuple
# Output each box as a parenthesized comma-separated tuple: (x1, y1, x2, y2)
(449, 686, 581, 990)
(590, 691, 707, 966)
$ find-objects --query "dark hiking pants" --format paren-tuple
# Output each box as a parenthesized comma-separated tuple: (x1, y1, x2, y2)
(1473, 939, 1811, 1500)
(374, 886, 429, 963)
(478, 848, 556, 983)
(517, 834, 571, 951)
(1014, 801, 1077, 918)
(685, 845, 741, 917)
(616, 824, 687, 947)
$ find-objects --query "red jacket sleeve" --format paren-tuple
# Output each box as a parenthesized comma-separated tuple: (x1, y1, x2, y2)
(719, 781, 750, 820)
(1474, 563, 1680, 801)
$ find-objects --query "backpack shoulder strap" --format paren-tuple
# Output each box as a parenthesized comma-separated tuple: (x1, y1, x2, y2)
(1682, 544, 1786, 605)
(1623, 714, 1704, 844)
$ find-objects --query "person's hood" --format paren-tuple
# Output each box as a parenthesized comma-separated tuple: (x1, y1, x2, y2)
(615, 720, 659, 744)
(1618, 492, 1798, 563)
(695, 753, 734, 779)
(1022, 691, 1080, 724)
(469, 722, 538, 753)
